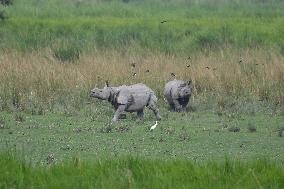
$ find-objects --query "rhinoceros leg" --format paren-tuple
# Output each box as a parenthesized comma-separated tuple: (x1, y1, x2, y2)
(172, 99, 182, 112)
(112, 105, 126, 122)
(168, 103, 176, 111)
(137, 109, 144, 121)
(113, 107, 126, 119)
(147, 100, 161, 121)
(180, 97, 189, 111)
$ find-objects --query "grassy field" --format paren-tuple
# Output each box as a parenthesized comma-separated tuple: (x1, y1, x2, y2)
(1, 0, 284, 188)
(0, 110, 283, 162)
(0, 110, 284, 188)
(1, 152, 283, 188)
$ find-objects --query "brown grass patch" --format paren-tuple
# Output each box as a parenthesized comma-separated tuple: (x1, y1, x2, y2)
(0, 49, 283, 110)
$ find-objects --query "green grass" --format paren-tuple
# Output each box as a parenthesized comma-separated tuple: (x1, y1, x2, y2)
(1, 0, 284, 54)
(0, 152, 284, 189)
(0, 109, 283, 163)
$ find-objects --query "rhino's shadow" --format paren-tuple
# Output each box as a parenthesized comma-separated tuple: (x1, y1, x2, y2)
(186, 105, 197, 112)
(167, 105, 197, 112)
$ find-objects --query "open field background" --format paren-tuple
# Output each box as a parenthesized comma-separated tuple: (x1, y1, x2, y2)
(1, 0, 284, 54)
(0, 0, 284, 188)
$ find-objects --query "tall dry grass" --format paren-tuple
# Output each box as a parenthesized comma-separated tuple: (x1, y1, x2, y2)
(0, 49, 283, 112)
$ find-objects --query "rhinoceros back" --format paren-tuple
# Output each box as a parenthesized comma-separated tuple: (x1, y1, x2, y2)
(117, 83, 155, 111)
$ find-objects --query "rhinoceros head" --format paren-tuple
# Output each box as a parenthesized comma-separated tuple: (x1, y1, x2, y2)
(178, 80, 192, 97)
(90, 81, 112, 100)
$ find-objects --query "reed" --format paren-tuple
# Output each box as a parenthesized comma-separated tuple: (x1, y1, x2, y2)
(0, 49, 283, 113)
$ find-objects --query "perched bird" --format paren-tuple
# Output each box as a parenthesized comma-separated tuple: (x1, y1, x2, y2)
(132, 72, 137, 76)
(171, 72, 176, 77)
(145, 69, 150, 73)
(205, 66, 210, 69)
(187, 56, 191, 60)
(186, 64, 191, 68)
(150, 121, 158, 131)
(160, 20, 167, 24)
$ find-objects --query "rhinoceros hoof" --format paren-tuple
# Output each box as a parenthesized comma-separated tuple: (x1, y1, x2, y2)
(118, 114, 127, 119)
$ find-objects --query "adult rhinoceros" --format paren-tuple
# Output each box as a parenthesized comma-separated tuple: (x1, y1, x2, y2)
(164, 79, 192, 112)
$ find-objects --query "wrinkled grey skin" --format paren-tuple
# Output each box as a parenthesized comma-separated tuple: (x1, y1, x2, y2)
(164, 79, 192, 111)
(90, 83, 161, 122)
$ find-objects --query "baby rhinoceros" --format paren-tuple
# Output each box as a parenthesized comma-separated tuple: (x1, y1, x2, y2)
(164, 79, 192, 112)
(90, 82, 161, 122)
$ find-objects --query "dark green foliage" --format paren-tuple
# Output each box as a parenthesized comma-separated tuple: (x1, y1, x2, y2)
(0, 116, 5, 129)
(0, 0, 13, 6)
(277, 126, 284, 137)
(247, 123, 257, 132)
(228, 126, 241, 132)
(14, 113, 25, 123)
(0, 10, 7, 20)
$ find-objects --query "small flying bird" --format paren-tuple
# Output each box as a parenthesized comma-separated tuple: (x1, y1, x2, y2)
(186, 64, 191, 68)
(150, 121, 158, 131)
(145, 69, 150, 73)
(171, 72, 176, 77)
(160, 20, 167, 24)
(131, 63, 136, 68)
(187, 56, 191, 60)
(205, 66, 210, 69)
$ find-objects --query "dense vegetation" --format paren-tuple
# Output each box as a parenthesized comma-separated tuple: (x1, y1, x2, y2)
(0, 152, 283, 189)
(0, 0, 284, 54)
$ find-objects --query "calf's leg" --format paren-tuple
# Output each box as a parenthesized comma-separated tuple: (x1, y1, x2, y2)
(112, 105, 126, 122)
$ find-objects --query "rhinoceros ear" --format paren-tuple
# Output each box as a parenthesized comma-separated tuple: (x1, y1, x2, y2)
(105, 80, 109, 87)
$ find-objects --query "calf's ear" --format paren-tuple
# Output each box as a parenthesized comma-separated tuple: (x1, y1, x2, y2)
(105, 80, 109, 87)
(187, 80, 192, 87)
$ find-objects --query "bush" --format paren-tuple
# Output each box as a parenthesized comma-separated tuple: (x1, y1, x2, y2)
(0, 116, 5, 129)
(247, 123, 257, 133)
(14, 113, 25, 123)
(228, 126, 240, 132)
(0, 10, 7, 20)
(53, 45, 80, 62)
(0, 0, 13, 6)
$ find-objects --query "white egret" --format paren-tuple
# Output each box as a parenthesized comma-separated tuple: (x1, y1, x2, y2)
(150, 121, 158, 131)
